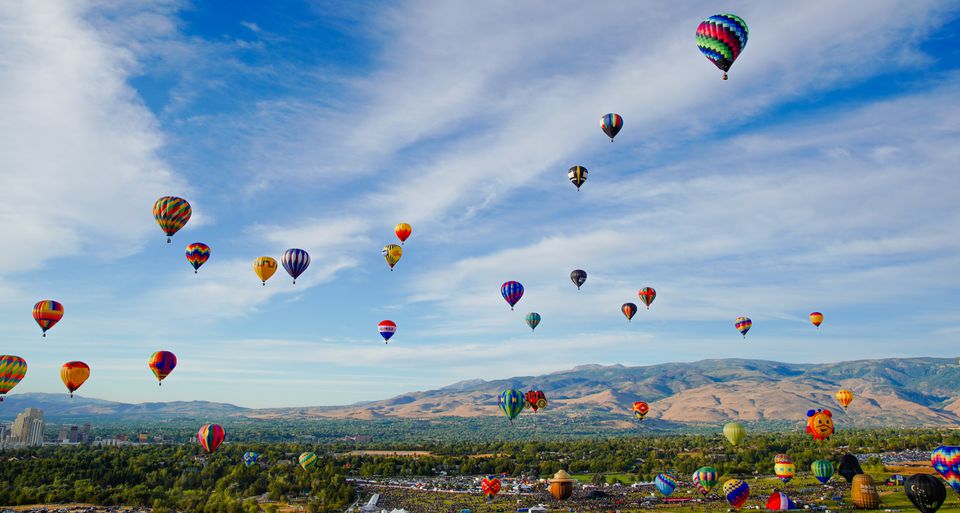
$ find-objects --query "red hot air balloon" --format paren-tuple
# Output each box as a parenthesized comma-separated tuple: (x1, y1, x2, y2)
(378, 320, 397, 344)
(638, 287, 656, 309)
(198, 423, 225, 454)
(481, 476, 501, 499)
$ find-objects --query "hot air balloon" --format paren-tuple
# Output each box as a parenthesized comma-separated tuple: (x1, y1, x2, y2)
(500, 281, 524, 310)
(149, 351, 177, 386)
(601, 113, 623, 142)
(548, 470, 574, 501)
(735, 316, 752, 338)
(723, 422, 745, 446)
(378, 320, 396, 344)
(299, 452, 318, 471)
(838, 454, 864, 483)
(394, 223, 412, 245)
(774, 454, 795, 484)
(525, 390, 547, 412)
(806, 408, 834, 442)
(696, 14, 749, 80)
(382, 244, 402, 270)
(570, 269, 587, 290)
(723, 479, 750, 509)
(498, 389, 525, 424)
(568, 166, 587, 190)
(60, 361, 89, 398)
(0, 355, 27, 401)
(153, 196, 192, 243)
(638, 287, 656, 309)
(33, 300, 64, 337)
(481, 476, 501, 499)
(655, 473, 678, 497)
(281, 248, 310, 284)
(766, 491, 796, 511)
(198, 424, 225, 454)
(811, 460, 834, 485)
(693, 466, 718, 494)
(810, 312, 824, 329)
(905, 474, 947, 513)
(836, 389, 854, 411)
(851, 474, 881, 509)
(622, 303, 638, 322)
(243, 452, 259, 467)
(525, 312, 541, 332)
(253, 256, 278, 286)
(931, 446, 960, 496)
(632, 401, 650, 421)
(185, 243, 210, 273)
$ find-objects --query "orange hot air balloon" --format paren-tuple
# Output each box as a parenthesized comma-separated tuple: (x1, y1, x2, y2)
(836, 389, 854, 411)
(394, 223, 412, 245)
(60, 361, 90, 398)
(810, 312, 824, 329)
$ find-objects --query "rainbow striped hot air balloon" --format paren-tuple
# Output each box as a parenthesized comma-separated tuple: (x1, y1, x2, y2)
(185, 243, 210, 273)
(197, 423, 225, 454)
(622, 303, 638, 322)
(696, 14, 749, 80)
(60, 361, 90, 398)
(281, 248, 310, 284)
(932, 446, 960, 496)
(693, 466, 718, 495)
(149, 351, 177, 386)
(735, 316, 752, 338)
(0, 355, 27, 401)
(299, 451, 318, 471)
(600, 113, 623, 142)
(153, 196, 192, 243)
(723, 479, 750, 509)
(33, 300, 64, 337)
(498, 389, 525, 424)
(500, 281, 524, 310)
(655, 473, 678, 497)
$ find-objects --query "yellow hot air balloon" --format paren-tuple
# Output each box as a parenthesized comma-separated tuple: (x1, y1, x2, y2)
(836, 389, 854, 411)
(253, 257, 278, 286)
(60, 361, 90, 398)
(382, 244, 402, 271)
(723, 421, 745, 446)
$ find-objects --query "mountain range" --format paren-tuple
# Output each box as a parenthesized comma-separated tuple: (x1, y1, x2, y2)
(5, 357, 960, 428)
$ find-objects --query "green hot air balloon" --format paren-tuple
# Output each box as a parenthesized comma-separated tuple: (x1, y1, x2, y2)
(811, 459, 834, 485)
(299, 452, 318, 471)
(723, 422, 745, 446)
(498, 389, 525, 424)
(525, 312, 541, 332)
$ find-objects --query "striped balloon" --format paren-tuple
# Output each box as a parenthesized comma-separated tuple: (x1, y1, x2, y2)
(299, 451, 318, 471)
(655, 473, 678, 497)
(500, 281, 524, 310)
(638, 287, 656, 309)
(568, 166, 588, 190)
(243, 451, 259, 467)
(693, 466, 717, 494)
(600, 113, 623, 141)
(281, 248, 310, 284)
(775, 460, 795, 484)
(810, 311, 824, 329)
(932, 446, 960, 496)
(0, 355, 27, 401)
(394, 223, 412, 245)
(185, 243, 210, 273)
(378, 320, 397, 343)
(766, 491, 796, 511)
(498, 389, 525, 423)
(622, 303, 638, 322)
(60, 361, 90, 397)
(197, 423, 225, 454)
(696, 14, 749, 80)
(723, 479, 750, 509)
(811, 459, 834, 484)
(153, 196, 192, 243)
(525, 312, 541, 332)
(33, 300, 64, 337)
(735, 316, 752, 338)
(148, 351, 177, 385)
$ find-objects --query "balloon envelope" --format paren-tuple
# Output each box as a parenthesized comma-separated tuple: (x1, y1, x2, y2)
(33, 300, 64, 336)
(723, 479, 750, 509)
(185, 242, 210, 272)
(153, 196, 191, 242)
(500, 281, 524, 310)
(394, 223, 412, 244)
(299, 452, 318, 471)
(838, 454, 863, 483)
(851, 474, 881, 509)
(836, 389, 854, 410)
(568, 166, 587, 190)
(693, 466, 718, 494)
(481, 476, 501, 498)
(570, 270, 587, 290)
(498, 389, 525, 422)
(638, 287, 656, 309)
(149, 351, 177, 384)
(655, 473, 678, 497)
(198, 424, 225, 454)
(806, 408, 834, 441)
(723, 422, 745, 446)
(281, 249, 310, 283)
(811, 460, 834, 484)
(632, 401, 649, 421)
(905, 474, 946, 513)
(243, 452, 259, 467)
(810, 311, 824, 328)
(253, 256, 278, 285)
(0, 355, 27, 400)
(600, 113, 623, 141)
(766, 491, 796, 511)
(931, 446, 960, 496)
(382, 244, 403, 270)
(60, 361, 90, 397)
(696, 14, 749, 79)
(622, 303, 638, 321)
(735, 316, 752, 337)
(525, 312, 541, 332)
(378, 320, 397, 343)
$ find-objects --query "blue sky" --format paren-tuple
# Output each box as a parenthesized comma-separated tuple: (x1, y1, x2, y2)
(0, 1, 958, 408)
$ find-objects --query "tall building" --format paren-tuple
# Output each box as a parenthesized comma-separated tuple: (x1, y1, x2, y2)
(81, 423, 92, 444)
(58, 426, 69, 441)
(69, 425, 80, 443)
(11, 408, 44, 446)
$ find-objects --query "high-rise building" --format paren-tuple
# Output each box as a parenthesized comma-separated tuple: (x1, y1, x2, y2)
(69, 425, 80, 443)
(81, 423, 92, 444)
(58, 426, 69, 441)
(11, 408, 44, 446)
